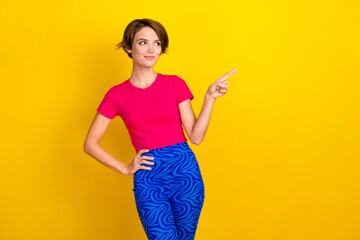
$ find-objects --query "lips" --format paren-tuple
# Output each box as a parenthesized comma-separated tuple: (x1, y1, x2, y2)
(144, 56, 155, 60)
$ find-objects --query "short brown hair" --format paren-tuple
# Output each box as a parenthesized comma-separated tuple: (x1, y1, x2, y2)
(116, 18, 169, 59)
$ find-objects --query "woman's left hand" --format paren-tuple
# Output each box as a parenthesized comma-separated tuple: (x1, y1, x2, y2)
(206, 68, 238, 100)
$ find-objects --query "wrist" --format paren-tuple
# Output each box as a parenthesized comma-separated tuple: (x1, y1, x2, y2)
(119, 163, 130, 175)
(205, 92, 216, 103)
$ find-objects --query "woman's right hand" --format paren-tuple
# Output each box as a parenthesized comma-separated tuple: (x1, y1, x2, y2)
(125, 149, 155, 175)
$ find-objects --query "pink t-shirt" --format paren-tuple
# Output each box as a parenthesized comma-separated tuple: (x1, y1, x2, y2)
(96, 73, 194, 153)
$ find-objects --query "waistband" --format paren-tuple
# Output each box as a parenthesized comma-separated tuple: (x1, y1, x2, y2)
(144, 141, 193, 158)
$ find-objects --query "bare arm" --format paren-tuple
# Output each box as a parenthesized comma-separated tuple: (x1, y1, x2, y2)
(84, 113, 155, 176)
(178, 94, 215, 145)
(84, 113, 130, 175)
(179, 68, 238, 145)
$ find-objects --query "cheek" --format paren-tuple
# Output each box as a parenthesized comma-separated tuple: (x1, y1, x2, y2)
(134, 47, 146, 56)
(134, 45, 144, 51)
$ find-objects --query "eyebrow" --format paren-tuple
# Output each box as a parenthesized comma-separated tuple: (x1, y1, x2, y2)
(137, 38, 161, 42)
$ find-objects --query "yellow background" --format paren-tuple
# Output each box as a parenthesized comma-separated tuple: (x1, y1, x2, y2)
(1, 0, 359, 239)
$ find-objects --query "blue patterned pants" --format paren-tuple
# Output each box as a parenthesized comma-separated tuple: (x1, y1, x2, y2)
(132, 141, 205, 240)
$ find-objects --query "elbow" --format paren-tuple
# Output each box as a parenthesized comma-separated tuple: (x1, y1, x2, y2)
(190, 138, 202, 145)
(84, 140, 100, 154)
(83, 143, 89, 154)
(83, 141, 93, 154)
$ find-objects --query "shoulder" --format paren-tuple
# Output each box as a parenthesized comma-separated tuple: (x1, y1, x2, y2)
(105, 80, 129, 95)
(159, 73, 177, 80)
(159, 73, 185, 85)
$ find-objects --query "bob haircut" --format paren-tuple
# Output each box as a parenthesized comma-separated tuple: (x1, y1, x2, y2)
(116, 18, 169, 59)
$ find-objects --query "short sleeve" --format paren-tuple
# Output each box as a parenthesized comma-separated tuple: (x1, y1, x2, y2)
(97, 89, 119, 119)
(176, 76, 194, 104)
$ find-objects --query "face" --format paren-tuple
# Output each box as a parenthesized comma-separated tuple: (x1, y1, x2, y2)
(126, 26, 162, 68)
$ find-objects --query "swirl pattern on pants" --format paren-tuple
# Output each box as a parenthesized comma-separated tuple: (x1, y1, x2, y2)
(133, 141, 205, 240)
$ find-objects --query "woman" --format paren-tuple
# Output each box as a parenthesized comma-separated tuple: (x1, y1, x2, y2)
(84, 18, 237, 240)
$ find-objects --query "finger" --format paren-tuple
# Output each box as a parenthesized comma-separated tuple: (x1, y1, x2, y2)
(216, 81, 228, 89)
(229, 68, 238, 74)
(141, 165, 152, 170)
(218, 81, 229, 88)
(143, 156, 155, 160)
(218, 68, 238, 82)
(136, 149, 149, 157)
(220, 88, 228, 93)
(142, 160, 155, 165)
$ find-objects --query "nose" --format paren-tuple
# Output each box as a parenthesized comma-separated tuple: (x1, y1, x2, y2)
(147, 44, 154, 53)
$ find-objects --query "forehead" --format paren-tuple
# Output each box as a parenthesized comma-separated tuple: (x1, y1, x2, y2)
(135, 27, 160, 40)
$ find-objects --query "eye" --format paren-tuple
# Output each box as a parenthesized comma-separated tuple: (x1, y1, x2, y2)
(139, 41, 161, 46)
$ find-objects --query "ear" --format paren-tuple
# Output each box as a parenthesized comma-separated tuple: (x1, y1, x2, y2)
(125, 47, 132, 54)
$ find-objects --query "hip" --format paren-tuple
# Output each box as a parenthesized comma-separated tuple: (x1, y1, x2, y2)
(133, 141, 203, 188)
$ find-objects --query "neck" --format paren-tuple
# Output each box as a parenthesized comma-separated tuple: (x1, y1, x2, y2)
(130, 67, 157, 86)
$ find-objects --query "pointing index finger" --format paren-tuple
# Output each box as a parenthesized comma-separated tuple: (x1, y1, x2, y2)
(220, 68, 238, 82)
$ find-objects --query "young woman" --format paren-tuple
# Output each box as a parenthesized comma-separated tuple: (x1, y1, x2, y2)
(84, 18, 237, 240)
